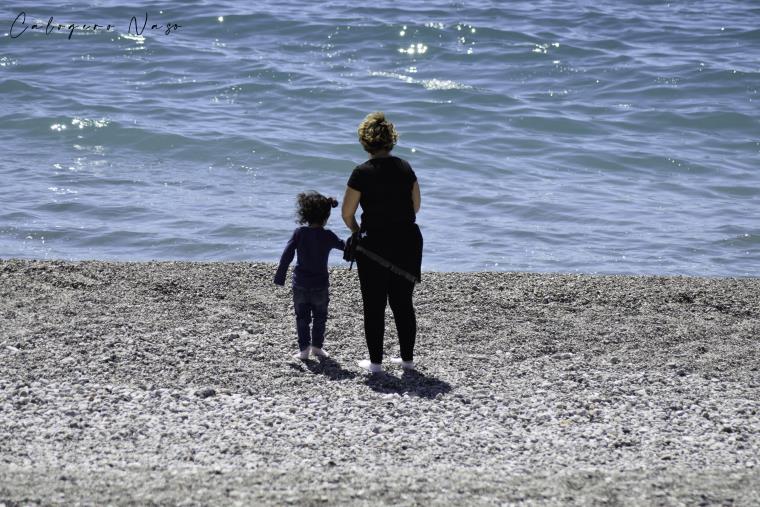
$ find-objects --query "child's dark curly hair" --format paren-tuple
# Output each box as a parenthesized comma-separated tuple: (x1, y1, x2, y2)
(296, 191, 338, 225)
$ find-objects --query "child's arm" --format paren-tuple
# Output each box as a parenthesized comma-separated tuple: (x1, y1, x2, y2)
(273, 229, 298, 286)
(328, 230, 346, 252)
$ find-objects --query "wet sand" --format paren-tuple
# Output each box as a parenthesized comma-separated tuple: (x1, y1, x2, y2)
(1, 259, 758, 505)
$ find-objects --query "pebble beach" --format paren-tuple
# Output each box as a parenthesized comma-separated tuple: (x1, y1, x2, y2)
(1, 259, 758, 505)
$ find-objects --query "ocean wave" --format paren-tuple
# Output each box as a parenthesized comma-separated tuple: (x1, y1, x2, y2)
(369, 71, 472, 91)
(2, 0, 759, 275)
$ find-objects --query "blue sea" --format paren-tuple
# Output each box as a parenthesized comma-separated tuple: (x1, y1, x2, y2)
(1, 1, 758, 276)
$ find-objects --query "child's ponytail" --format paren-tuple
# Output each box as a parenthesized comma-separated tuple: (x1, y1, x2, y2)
(296, 192, 338, 225)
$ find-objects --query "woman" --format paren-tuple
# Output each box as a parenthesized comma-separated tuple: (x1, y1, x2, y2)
(342, 112, 423, 373)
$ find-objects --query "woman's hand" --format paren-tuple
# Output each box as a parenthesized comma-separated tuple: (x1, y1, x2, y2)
(412, 181, 421, 214)
(342, 186, 361, 233)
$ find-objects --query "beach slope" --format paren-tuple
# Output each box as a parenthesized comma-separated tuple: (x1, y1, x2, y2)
(1, 260, 758, 505)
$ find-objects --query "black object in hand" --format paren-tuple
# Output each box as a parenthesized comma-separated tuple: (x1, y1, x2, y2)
(343, 232, 360, 267)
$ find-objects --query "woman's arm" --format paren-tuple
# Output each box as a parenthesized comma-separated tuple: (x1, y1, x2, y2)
(412, 181, 421, 214)
(342, 186, 361, 233)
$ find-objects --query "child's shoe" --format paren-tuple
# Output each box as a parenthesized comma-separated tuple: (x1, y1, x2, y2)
(293, 348, 310, 360)
(357, 359, 383, 373)
(310, 346, 329, 358)
(390, 357, 416, 370)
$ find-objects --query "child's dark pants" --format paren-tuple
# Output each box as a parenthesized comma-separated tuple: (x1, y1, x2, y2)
(293, 286, 329, 351)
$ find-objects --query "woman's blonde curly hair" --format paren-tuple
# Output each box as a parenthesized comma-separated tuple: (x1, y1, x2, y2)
(358, 112, 398, 154)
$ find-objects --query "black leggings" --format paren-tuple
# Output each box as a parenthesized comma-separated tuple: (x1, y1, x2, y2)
(357, 253, 416, 363)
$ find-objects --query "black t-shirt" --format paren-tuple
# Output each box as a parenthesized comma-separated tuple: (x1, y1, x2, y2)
(347, 156, 417, 230)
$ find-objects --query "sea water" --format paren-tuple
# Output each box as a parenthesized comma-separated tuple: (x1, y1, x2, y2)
(1, 1, 758, 276)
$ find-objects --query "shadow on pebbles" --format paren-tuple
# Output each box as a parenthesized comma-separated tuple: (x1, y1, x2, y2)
(1, 259, 759, 505)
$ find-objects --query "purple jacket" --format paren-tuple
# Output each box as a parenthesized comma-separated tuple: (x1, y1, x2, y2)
(274, 226, 346, 288)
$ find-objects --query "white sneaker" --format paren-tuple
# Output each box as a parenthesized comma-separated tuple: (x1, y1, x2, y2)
(293, 348, 310, 360)
(357, 359, 383, 373)
(390, 357, 416, 370)
(310, 347, 329, 358)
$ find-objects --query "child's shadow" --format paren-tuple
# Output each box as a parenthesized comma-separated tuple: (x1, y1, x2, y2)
(288, 357, 358, 381)
(364, 369, 452, 399)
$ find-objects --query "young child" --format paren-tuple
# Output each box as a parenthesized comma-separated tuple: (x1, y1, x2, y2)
(274, 191, 346, 360)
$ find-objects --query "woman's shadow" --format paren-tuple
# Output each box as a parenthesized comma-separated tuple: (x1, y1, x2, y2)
(288, 356, 358, 381)
(364, 369, 451, 399)
(288, 359, 452, 398)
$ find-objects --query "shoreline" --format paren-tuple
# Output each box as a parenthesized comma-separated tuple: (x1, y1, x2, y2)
(1, 259, 758, 505)
(3, 257, 757, 280)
